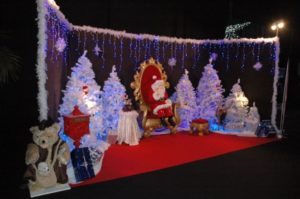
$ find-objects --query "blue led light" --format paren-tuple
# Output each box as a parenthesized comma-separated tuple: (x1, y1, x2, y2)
(192, 44, 196, 69)
(119, 37, 123, 71)
(241, 43, 246, 71)
(181, 43, 185, 69)
(226, 44, 230, 70)
(129, 38, 133, 58)
(162, 42, 166, 61)
(113, 36, 117, 60)
(101, 33, 105, 68)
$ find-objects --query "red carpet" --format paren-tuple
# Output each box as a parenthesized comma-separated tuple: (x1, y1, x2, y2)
(72, 132, 276, 187)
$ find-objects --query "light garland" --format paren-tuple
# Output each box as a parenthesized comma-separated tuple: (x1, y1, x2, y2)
(74, 25, 276, 45)
(271, 38, 280, 134)
(36, 0, 48, 121)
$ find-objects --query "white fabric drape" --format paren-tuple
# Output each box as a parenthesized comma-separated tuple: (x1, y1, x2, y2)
(117, 111, 141, 146)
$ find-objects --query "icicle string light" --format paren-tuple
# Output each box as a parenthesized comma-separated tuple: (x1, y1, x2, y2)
(119, 37, 123, 71)
(101, 33, 105, 68)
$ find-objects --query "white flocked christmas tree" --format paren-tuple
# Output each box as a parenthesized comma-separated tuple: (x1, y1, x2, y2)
(223, 79, 249, 131)
(173, 69, 197, 129)
(243, 102, 260, 135)
(59, 50, 103, 137)
(196, 55, 224, 122)
(101, 65, 126, 132)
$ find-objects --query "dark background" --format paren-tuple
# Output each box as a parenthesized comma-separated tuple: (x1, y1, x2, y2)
(0, 0, 299, 196)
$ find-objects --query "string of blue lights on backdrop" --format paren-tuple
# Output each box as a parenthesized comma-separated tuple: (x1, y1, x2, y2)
(36, 0, 280, 133)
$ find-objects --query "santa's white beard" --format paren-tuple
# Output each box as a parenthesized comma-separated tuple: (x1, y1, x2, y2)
(153, 87, 165, 100)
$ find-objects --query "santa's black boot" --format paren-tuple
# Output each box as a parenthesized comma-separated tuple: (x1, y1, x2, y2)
(160, 117, 168, 126)
(168, 116, 176, 127)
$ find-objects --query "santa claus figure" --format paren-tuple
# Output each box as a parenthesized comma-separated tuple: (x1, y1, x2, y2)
(145, 75, 176, 127)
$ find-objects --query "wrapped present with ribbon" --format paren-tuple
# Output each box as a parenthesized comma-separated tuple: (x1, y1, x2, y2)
(71, 147, 95, 182)
(255, 120, 276, 137)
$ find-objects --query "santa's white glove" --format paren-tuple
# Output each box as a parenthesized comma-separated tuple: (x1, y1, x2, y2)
(166, 99, 172, 106)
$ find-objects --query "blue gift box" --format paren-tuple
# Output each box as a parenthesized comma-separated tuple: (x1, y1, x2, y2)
(256, 120, 276, 137)
(71, 147, 95, 182)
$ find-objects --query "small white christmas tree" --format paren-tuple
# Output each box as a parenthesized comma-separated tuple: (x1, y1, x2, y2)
(243, 102, 260, 133)
(223, 79, 249, 131)
(196, 57, 224, 121)
(59, 50, 103, 136)
(174, 69, 197, 129)
(102, 65, 126, 132)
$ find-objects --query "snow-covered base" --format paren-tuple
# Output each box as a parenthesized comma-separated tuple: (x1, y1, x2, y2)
(211, 125, 257, 137)
(67, 153, 105, 184)
(29, 183, 70, 198)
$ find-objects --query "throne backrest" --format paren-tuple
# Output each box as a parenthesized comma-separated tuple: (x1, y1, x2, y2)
(131, 58, 169, 108)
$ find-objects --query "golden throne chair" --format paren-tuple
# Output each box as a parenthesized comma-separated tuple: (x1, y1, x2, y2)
(131, 58, 180, 137)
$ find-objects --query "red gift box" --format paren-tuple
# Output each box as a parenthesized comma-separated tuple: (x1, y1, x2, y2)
(64, 106, 90, 148)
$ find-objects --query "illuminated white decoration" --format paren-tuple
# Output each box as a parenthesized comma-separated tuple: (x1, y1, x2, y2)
(93, 44, 102, 56)
(225, 22, 251, 39)
(55, 37, 66, 52)
(209, 53, 218, 64)
(36, 0, 48, 121)
(59, 50, 103, 137)
(223, 79, 249, 131)
(168, 57, 176, 67)
(196, 57, 225, 121)
(253, 62, 263, 71)
(47, 0, 60, 10)
(173, 69, 197, 130)
(74, 25, 275, 45)
(101, 65, 126, 132)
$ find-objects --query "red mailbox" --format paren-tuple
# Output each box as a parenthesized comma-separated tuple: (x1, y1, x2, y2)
(64, 106, 90, 148)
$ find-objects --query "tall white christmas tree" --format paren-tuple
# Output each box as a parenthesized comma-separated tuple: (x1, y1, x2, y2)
(59, 50, 103, 136)
(196, 56, 224, 122)
(101, 65, 126, 132)
(223, 79, 249, 131)
(173, 69, 197, 129)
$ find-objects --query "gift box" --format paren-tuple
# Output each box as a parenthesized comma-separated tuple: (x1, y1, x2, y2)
(89, 147, 103, 164)
(256, 120, 276, 137)
(71, 147, 95, 182)
(64, 106, 90, 148)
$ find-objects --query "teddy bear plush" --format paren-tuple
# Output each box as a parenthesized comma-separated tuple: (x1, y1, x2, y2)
(23, 119, 70, 191)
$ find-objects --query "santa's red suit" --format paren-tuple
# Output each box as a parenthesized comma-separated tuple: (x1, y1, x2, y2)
(145, 79, 174, 117)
